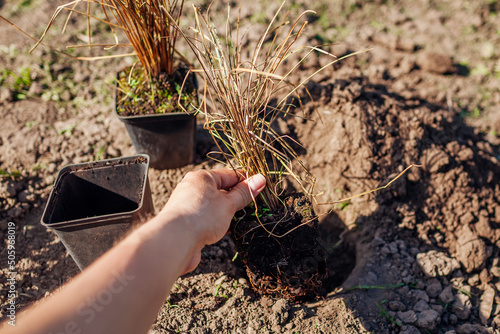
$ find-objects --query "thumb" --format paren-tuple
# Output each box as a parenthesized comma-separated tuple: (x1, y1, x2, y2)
(228, 174, 267, 211)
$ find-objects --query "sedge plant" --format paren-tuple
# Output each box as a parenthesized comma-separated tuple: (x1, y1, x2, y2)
(176, 3, 360, 218)
(3, 0, 196, 114)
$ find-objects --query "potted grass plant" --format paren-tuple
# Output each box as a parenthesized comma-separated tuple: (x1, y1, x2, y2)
(174, 3, 355, 299)
(30, 0, 199, 169)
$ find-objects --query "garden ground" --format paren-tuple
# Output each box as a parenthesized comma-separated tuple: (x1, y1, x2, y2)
(1, 0, 500, 333)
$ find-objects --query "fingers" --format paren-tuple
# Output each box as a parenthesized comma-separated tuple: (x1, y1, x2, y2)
(227, 174, 267, 211)
(209, 168, 245, 190)
(184, 168, 242, 190)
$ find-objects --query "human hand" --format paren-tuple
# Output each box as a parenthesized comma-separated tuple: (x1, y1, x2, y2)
(158, 168, 266, 273)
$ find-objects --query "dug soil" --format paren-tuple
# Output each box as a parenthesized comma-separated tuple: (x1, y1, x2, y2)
(1, 0, 500, 333)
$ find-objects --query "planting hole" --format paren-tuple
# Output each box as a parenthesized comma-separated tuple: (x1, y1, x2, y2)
(317, 212, 356, 295)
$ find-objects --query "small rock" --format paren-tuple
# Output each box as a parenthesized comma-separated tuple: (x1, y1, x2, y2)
(45, 175, 55, 186)
(0, 181, 17, 198)
(238, 278, 248, 286)
(417, 51, 455, 74)
(449, 313, 458, 325)
(271, 299, 289, 314)
(479, 284, 495, 326)
(431, 304, 443, 313)
(398, 57, 416, 75)
(271, 299, 289, 325)
(416, 250, 460, 277)
(479, 267, 492, 285)
(491, 259, 500, 278)
(18, 190, 35, 203)
(456, 227, 488, 273)
(395, 37, 416, 52)
(397, 310, 417, 324)
(456, 323, 490, 334)
(468, 273, 481, 286)
(426, 279, 442, 298)
(414, 299, 430, 312)
(60, 90, 71, 102)
(48, 163, 57, 173)
(28, 82, 44, 96)
(439, 286, 455, 304)
(444, 331, 457, 334)
(388, 300, 406, 312)
(399, 325, 420, 334)
(412, 290, 430, 303)
(415, 309, 440, 331)
(0, 88, 12, 103)
(107, 146, 121, 158)
(453, 290, 471, 320)
(460, 212, 475, 225)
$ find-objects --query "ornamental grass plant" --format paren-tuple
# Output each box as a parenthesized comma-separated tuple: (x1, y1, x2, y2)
(173, 2, 363, 298)
(4, 0, 198, 115)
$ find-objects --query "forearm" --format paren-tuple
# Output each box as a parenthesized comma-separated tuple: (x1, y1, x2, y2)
(5, 212, 197, 334)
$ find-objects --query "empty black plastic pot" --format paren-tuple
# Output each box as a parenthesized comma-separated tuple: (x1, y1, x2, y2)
(117, 112, 196, 170)
(41, 155, 154, 270)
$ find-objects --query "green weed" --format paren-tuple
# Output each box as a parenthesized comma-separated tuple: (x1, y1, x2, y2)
(0, 169, 22, 178)
(376, 301, 401, 327)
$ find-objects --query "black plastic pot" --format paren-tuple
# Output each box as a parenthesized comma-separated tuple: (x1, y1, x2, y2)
(117, 111, 196, 170)
(115, 65, 198, 170)
(41, 155, 154, 270)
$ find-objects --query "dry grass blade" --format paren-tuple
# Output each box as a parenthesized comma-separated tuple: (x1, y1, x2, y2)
(170, 4, 347, 211)
(28, 0, 186, 80)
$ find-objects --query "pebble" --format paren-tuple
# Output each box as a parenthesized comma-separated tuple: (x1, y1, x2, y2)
(439, 286, 455, 304)
(0, 88, 12, 103)
(48, 163, 57, 173)
(479, 284, 495, 325)
(107, 146, 121, 157)
(457, 238, 488, 273)
(456, 225, 488, 273)
(415, 309, 440, 331)
(468, 273, 481, 286)
(426, 279, 442, 298)
(414, 300, 430, 312)
(399, 325, 420, 334)
(0, 182, 17, 198)
(398, 57, 416, 75)
(388, 300, 406, 312)
(431, 304, 443, 313)
(397, 310, 417, 324)
(416, 51, 455, 74)
(411, 289, 430, 303)
(456, 324, 490, 334)
(18, 190, 35, 203)
(453, 291, 471, 320)
(271, 299, 289, 314)
(416, 250, 460, 277)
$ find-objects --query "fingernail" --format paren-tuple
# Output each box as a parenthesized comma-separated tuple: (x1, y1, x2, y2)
(248, 174, 266, 193)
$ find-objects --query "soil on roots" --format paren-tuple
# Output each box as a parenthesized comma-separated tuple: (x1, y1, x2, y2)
(231, 195, 328, 300)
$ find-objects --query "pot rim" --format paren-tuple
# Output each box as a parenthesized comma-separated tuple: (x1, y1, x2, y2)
(41, 154, 150, 230)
